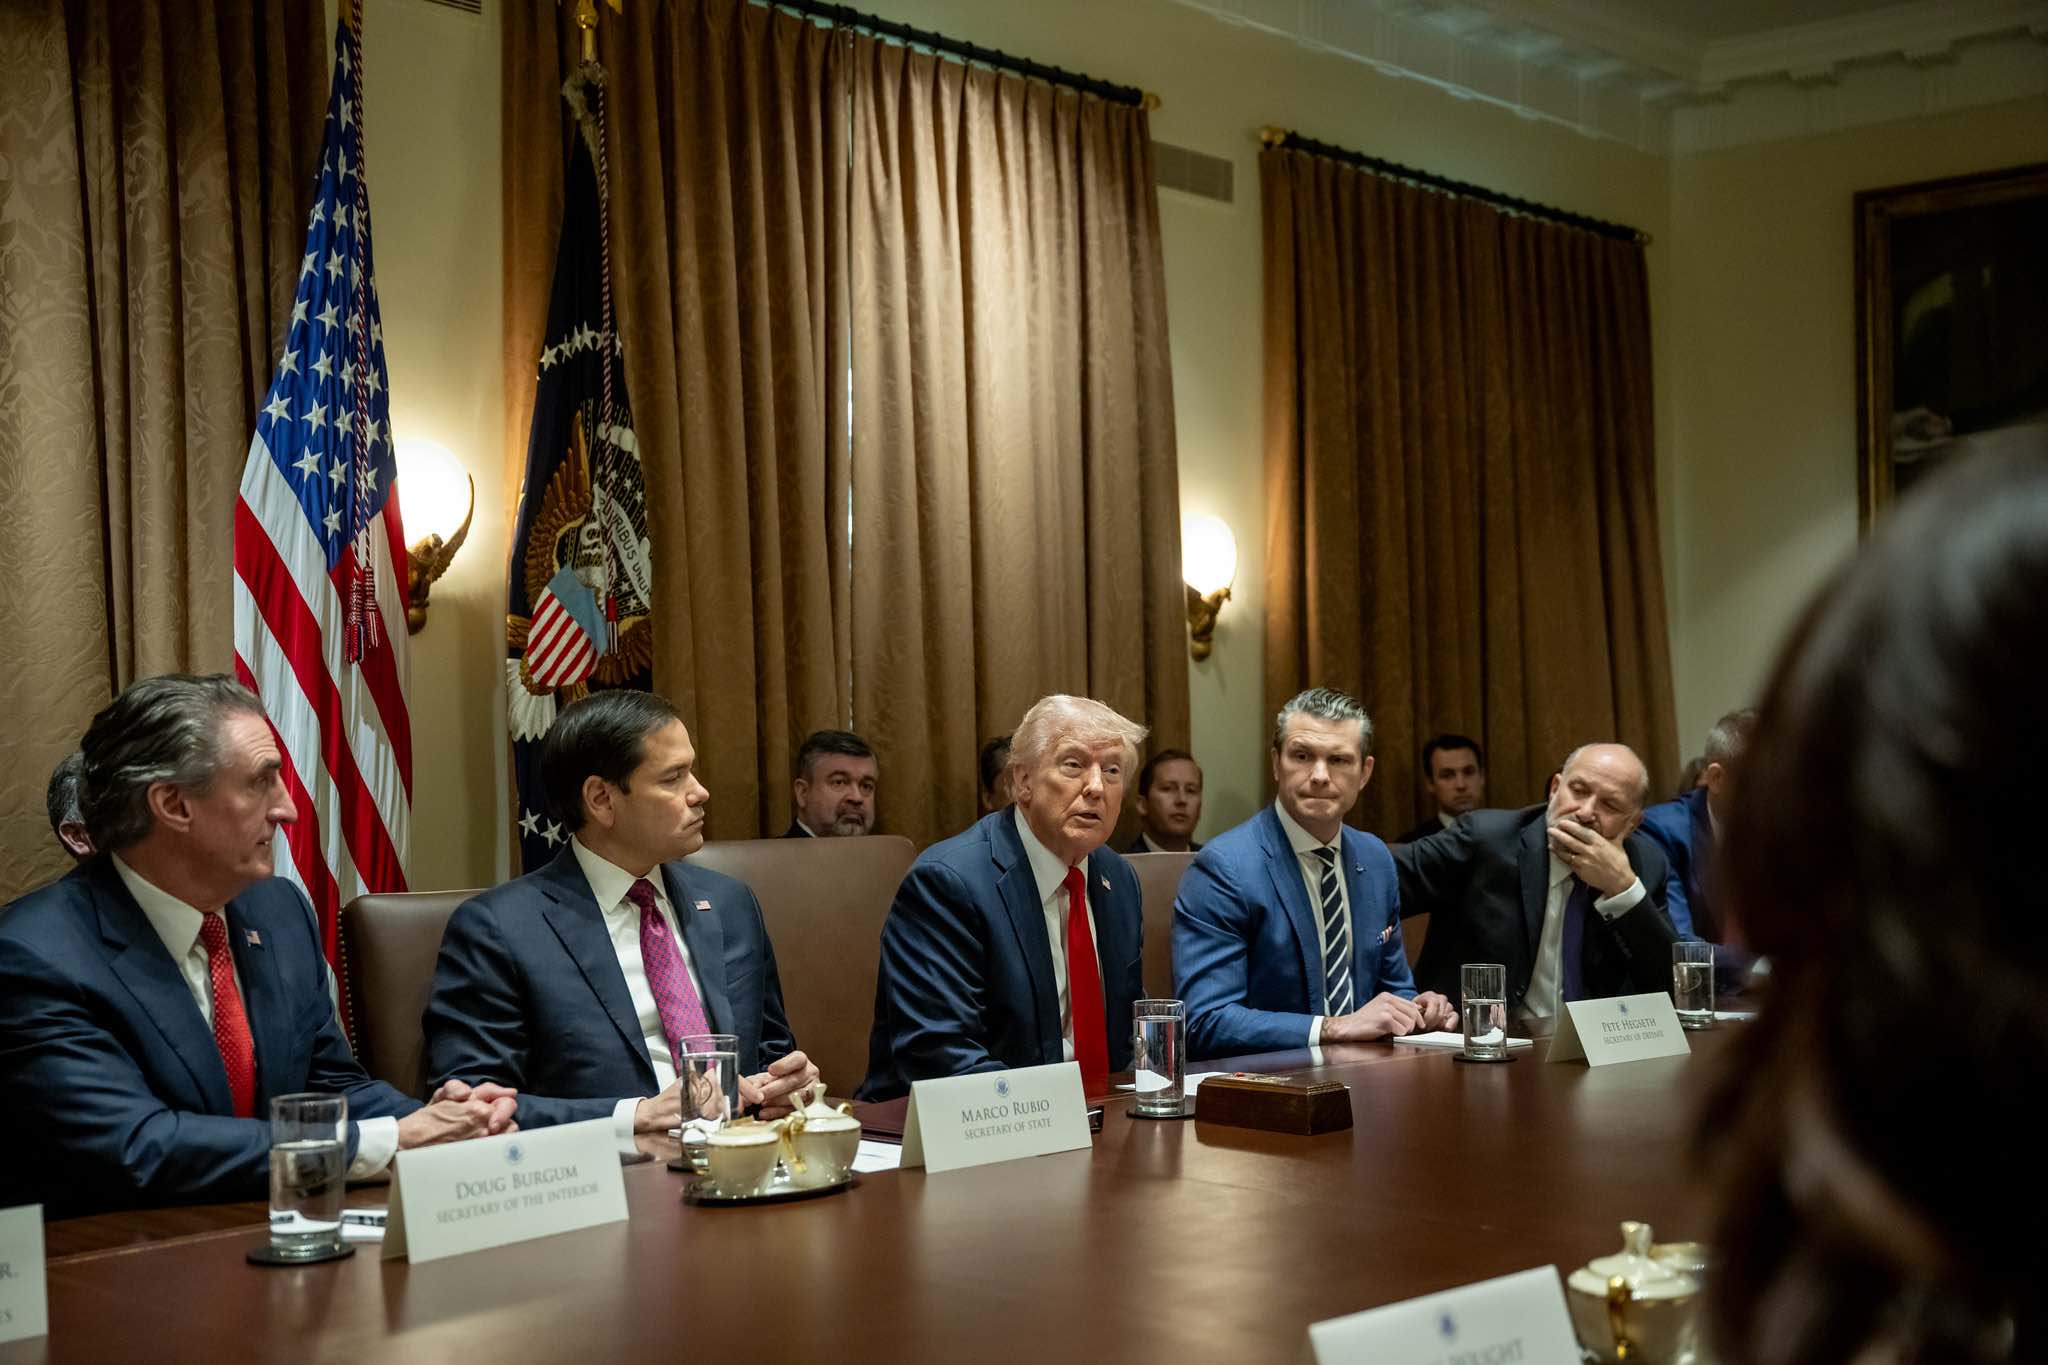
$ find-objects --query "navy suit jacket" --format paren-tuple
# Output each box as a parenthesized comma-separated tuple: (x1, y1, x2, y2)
(858, 810, 1143, 1101)
(1394, 806, 1677, 1010)
(423, 846, 798, 1129)
(1638, 788, 1754, 988)
(1173, 807, 1415, 1059)
(0, 860, 419, 1218)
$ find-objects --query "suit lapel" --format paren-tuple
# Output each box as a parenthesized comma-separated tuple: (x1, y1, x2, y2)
(536, 849, 655, 1086)
(665, 862, 732, 1036)
(1338, 829, 1380, 987)
(90, 866, 233, 1114)
(1257, 809, 1327, 1009)
(1518, 819, 1551, 954)
(990, 813, 1060, 1052)
(1688, 791, 1718, 940)
(225, 897, 289, 1105)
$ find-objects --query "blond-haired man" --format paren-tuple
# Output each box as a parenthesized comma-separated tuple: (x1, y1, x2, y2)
(858, 696, 1148, 1101)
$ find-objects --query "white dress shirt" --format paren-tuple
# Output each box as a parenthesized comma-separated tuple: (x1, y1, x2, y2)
(1012, 808, 1104, 1061)
(110, 856, 398, 1178)
(570, 837, 713, 1141)
(1274, 801, 1350, 1047)
(1522, 853, 1645, 1020)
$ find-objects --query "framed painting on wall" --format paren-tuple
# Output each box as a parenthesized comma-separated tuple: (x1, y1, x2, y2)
(1854, 161, 2048, 530)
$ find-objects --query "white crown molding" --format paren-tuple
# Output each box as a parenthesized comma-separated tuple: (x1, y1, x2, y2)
(1164, 0, 2048, 154)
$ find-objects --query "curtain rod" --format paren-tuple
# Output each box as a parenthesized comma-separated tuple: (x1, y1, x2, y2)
(1260, 127, 1650, 245)
(766, 1, 1156, 109)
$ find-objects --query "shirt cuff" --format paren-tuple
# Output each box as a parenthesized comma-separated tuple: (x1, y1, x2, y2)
(612, 1096, 644, 1154)
(1308, 1016, 1324, 1047)
(1593, 876, 1646, 919)
(348, 1116, 400, 1179)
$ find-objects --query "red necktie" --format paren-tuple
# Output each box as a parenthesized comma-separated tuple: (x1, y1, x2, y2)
(1062, 865, 1108, 1097)
(199, 913, 257, 1118)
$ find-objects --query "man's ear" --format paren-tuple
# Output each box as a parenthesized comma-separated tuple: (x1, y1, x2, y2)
(1358, 755, 1376, 790)
(145, 781, 193, 835)
(792, 777, 811, 807)
(581, 774, 614, 830)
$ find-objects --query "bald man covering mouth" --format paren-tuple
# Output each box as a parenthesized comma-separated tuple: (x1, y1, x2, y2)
(1391, 743, 1679, 1019)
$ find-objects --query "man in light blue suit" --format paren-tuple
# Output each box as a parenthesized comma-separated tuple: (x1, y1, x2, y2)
(1638, 707, 1758, 991)
(1175, 688, 1455, 1060)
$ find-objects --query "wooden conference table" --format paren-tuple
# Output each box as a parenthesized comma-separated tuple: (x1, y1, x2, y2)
(14, 1026, 1737, 1363)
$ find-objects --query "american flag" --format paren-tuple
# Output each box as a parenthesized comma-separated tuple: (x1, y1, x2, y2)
(231, 14, 410, 989)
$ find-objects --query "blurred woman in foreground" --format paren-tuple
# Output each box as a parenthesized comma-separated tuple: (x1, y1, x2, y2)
(1705, 447, 2045, 1365)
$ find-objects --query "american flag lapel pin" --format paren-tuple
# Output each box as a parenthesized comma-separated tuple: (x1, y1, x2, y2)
(1098, 875, 1111, 892)
(1379, 923, 1394, 945)
(693, 899, 712, 912)
(245, 929, 263, 947)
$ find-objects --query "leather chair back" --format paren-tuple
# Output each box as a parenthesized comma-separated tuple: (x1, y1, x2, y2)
(687, 835, 916, 1096)
(1403, 912, 1429, 970)
(1124, 851, 1197, 998)
(339, 889, 479, 1098)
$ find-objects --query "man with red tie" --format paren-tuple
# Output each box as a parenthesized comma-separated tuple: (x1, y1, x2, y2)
(0, 675, 514, 1219)
(858, 695, 1148, 1102)
(424, 690, 816, 1139)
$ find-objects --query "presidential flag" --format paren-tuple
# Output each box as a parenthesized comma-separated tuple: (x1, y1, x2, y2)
(231, 13, 410, 1001)
(505, 118, 652, 872)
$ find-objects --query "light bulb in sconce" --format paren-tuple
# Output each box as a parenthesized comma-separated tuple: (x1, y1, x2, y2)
(1182, 514, 1237, 661)
(394, 437, 475, 634)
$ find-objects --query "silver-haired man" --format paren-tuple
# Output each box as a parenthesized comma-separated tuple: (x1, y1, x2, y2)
(859, 695, 1149, 1101)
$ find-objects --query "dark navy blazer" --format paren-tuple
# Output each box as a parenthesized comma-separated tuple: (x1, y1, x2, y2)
(858, 810, 1143, 1102)
(0, 859, 418, 1217)
(1173, 806, 1415, 1060)
(1394, 806, 1677, 1009)
(423, 845, 798, 1128)
(1637, 787, 1755, 989)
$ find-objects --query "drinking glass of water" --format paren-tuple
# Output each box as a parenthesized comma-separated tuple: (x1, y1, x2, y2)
(269, 1093, 347, 1259)
(1131, 999, 1186, 1117)
(1461, 964, 1508, 1061)
(1672, 942, 1715, 1030)
(677, 1033, 742, 1168)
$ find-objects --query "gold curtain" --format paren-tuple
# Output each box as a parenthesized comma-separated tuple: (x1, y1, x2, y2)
(503, 0, 850, 840)
(1261, 147, 1676, 838)
(846, 38, 1188, 846)
(0, 0, 324, 898)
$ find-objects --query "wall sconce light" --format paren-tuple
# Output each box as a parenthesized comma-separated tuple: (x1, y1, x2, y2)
(1183, 514, 1237, 661)
(394, 438, 475, 634)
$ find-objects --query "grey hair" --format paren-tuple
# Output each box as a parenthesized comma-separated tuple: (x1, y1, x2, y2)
(1703, 708, 1758, 768)
(81, 675, 270, 852)
(1010, 696, 1148, 773)
(46, 750, 86, 836)
(1558, 742, 1652, 810)
(1273, 687, 1373, 756)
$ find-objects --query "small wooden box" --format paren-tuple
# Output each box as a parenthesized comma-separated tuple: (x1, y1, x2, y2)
(1194, 1074, 1353, 1135)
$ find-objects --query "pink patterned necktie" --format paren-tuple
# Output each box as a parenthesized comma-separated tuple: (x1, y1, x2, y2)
(628, 877, 711, 1063)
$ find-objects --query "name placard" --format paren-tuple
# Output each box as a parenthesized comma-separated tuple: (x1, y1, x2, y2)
(384, 1118, 627, 1263)
(1308, 1265, 1581, 1364)
(0, 1205, 48, 1344)
(1546, 992, 1691, 1066)
(900, 1061, 1091, 1173)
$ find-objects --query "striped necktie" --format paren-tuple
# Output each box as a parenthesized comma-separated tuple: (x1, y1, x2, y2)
(1310, 846, 1354, 1017)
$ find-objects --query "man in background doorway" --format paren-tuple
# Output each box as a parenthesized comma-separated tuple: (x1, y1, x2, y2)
(783, 729, 878, 838)
(977, 734, 1013, 815)
(1395, 733, 1485, 845)
(1127, 748, 1203, 853)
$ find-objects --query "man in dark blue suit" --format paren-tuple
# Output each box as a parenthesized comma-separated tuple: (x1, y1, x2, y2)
(1175, 689, 1455, 1060)
(425, 690, 815, 1138)
(0, 676, 514, 1218)
(859, 696, 1149, 1101)
(1638, 708, 1758, 991)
